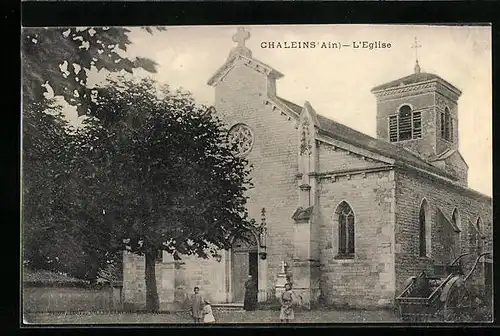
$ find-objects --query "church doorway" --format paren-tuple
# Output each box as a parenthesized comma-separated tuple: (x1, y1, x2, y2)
(231, 232, 258, 303)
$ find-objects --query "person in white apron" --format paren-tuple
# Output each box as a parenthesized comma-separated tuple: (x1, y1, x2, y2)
(203, 299, 215, 324)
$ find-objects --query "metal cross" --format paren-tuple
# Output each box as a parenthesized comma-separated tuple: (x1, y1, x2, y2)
(232, 27, 250, 48)
(411, 36, 422, 62)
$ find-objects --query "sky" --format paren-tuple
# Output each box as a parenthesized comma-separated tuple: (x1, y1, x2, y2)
(66, 24, 492, 196)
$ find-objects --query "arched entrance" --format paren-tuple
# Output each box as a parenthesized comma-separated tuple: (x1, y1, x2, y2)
(231, 231, 258, 303)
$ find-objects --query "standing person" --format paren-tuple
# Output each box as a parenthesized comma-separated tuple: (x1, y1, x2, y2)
(279, 283, 296, 323)
(203, 299, 216, 324)
(243, 275, 258, 311)
(190, 287, 204, 324)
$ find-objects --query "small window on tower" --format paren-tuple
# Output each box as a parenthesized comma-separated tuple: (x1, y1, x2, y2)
(441, 107, 453, 142)
(388, 105, 423, 142)
(398, 105, 412, 141)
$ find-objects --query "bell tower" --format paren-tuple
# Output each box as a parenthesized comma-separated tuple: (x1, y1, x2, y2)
(371, 37, 462, 161)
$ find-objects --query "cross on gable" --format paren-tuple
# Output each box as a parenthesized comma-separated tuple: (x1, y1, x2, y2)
(232, 27, 250, 48)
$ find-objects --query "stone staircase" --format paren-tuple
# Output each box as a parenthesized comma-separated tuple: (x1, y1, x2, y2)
(211, 303, 244, 311)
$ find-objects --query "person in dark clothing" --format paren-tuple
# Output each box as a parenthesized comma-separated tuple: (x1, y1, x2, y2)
(243, 275, 258, 311)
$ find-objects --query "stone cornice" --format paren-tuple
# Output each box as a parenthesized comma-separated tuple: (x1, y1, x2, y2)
(207, 53, 284, 87)
(372, 78, 462, 101)
(263, 97, 300, 122)
(435, 82, 461, 102)
(372, 80, 438, 99)
(395, 164, 492, 203)
(318, 165, 394, 181)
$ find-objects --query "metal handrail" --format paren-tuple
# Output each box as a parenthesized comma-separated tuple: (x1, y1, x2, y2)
(464, 251, 492, 282)
(397, 272, 454, 302)
(428, 273, 455, 301)
(450, 252, 471, 266)
(396, 281, 415, 299)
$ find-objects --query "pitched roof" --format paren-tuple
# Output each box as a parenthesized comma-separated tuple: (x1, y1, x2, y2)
(468, 219, 486, 239)
(428, 148, 469, 169)
(275, 97, 302, 115)
(275, 97, 457, 179)
(371, 72, 461, 95)
(437, 207, 461, 233)
(430, 148, 456, 161)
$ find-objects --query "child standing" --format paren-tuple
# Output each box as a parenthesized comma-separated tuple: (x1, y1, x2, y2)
(203, 299, 215, 324)
(279, 283, 296, 323)
(190, 287, 204, 324)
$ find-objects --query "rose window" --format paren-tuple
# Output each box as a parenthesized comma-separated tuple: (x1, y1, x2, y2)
(227, 124, 254, 157)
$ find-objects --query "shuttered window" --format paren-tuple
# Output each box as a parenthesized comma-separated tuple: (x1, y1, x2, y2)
(412, 112, 422, 139)
(440, 107, 453, 142)
(388, 105, 423, 142)
(389, 116, 398, 142)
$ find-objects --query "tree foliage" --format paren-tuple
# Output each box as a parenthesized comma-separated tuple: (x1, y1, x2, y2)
(22, 99, 70, 270)
(22, 26, 161, 279)
(22, 27, 254, 310)
(22, 99, 120, 280)
(73, 77, 254, 310)
(21, 27, 160, 115)
(80, 77, 254, 256)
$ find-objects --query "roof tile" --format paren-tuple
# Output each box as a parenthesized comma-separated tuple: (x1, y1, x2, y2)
(371, 72, 460, 94)
(276, 96, 455, 179)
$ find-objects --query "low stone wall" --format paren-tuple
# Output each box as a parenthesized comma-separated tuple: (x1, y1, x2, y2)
(23, 286, 116, 313)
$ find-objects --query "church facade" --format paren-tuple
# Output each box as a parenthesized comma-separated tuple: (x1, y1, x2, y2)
(122, 29, 493, 310)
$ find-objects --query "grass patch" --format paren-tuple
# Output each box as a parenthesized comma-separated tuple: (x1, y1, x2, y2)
(23, 309, 400, 325)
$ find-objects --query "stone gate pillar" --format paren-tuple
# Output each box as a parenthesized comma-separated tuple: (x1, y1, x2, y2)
(291, 207, 320, 309)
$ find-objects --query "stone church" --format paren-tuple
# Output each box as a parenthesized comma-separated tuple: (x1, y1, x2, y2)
(122, 28, 493, 310)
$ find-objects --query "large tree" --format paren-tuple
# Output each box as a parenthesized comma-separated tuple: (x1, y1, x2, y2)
(75, 77, 254, 311)
(22, 98, 118, 280)
(22, 27, 161, 279)
(22, 99, 72, 271)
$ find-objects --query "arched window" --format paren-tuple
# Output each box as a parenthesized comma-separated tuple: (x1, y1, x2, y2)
(419, 200, 427, 257)
(398, 105, 413, 141)
(451, 209, 460, 230)
(418, 199, 431, 258)
(476, 217, 483, 253)
(451, 208, 461, 256)
(336, 201, 355, 257)
(388, 105, 422, 142)
(441, 107, 453, 142)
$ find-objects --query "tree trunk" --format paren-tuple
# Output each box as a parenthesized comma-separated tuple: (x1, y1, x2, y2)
(145, 249, 160, 312)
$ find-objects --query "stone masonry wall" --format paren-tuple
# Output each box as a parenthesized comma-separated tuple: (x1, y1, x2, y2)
(317, 163, 396, 309)
(122, 251, 225, 310)
(123, 58, 301, 306)
(122, 251, 175, 310)
(376, 92, 437, 159)
(214, 60, 300, 299)
(394, 168, 492, 295)
(172, 253, 227, 305)
(317, 142, 387, 173)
